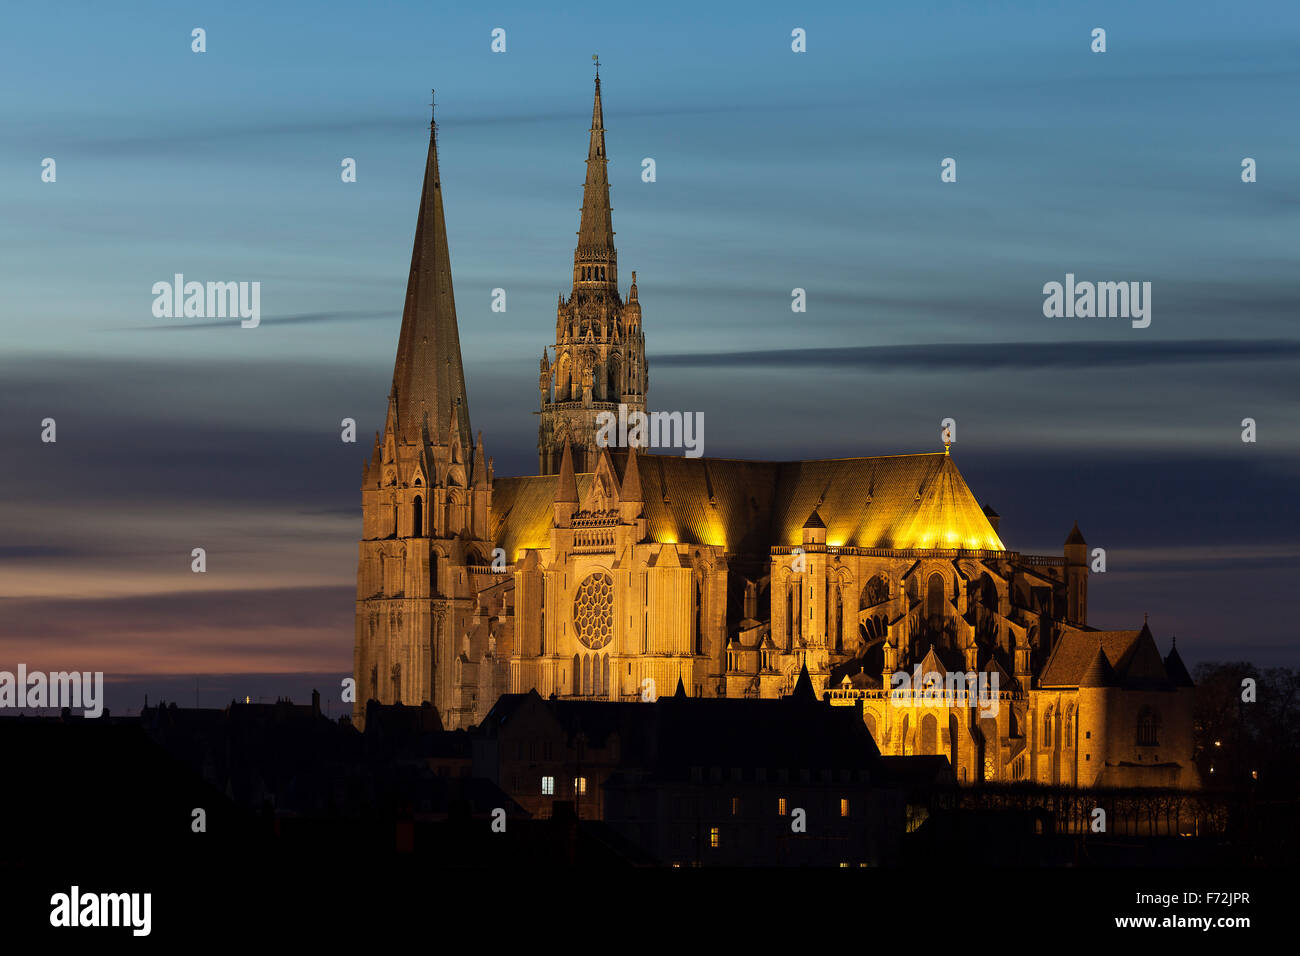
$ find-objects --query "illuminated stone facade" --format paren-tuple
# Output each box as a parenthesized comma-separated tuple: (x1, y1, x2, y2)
(353, 76, 1198, 790)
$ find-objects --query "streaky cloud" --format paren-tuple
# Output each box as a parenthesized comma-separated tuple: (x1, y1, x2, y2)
(653, 339, 1300, 371)
(114, 310, 388, 332)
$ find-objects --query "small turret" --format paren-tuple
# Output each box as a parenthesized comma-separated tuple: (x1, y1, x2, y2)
(553, 441, 578, 527)
(619, 444, 643, 523)
(624, 271, 641, 328)
(1064, 521, 1088, 625)
(472, 430, 489, 489)
(801, 509, 827, 547)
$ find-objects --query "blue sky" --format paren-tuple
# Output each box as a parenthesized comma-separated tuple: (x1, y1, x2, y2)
(1, 1, 1298, 707)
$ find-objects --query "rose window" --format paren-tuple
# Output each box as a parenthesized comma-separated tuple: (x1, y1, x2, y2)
(573, 572, 614, 650)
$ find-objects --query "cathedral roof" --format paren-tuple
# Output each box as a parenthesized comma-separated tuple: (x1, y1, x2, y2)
(1039, 623, 1178, 689)
(388, 101, 472, 453)
(491, 450, 1005, 561)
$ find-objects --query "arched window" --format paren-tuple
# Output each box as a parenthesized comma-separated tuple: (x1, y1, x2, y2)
(920, 714, 937, 754)
(694, 579, 704, 655)
(861, 574, 889, 609)
(926, 572, 945, 622)
(583, 654, 592, 696)
(572, 654, 580, 692)
(1137, 707, 1160, 746)
(1043, 708, 1053, 747)
(412, 496, 423, 537)
(785, 584, 794, 651)
(832, 584, 843, 652)
(1064, 706, 1073, 740)
(601, 655, 610, 698)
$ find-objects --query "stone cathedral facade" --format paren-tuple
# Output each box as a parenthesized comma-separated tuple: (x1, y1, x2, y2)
(353, 74, 1198, 789)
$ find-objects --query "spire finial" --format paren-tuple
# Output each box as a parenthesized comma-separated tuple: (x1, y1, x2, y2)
(592, 53, 600, 79)
(429, 88, 437, 133)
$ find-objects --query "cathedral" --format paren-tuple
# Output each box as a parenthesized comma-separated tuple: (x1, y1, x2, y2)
(352, 73, 1199, 789)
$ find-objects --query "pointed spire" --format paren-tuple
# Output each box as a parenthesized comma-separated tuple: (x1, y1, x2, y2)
(1079, 642, 1116, 688)
(555, 441, 578, 503)
(1164, 640, 1194, 687)
(388, 90, 472, 453)
(472, 430, 488, 488)
(792, 663, 816, 702)
(573, 70, 616, 293)
(621, 444, 643, 502)
(673, 675, 687, 699)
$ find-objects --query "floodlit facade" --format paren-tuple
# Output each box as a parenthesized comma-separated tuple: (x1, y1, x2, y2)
(352, 75, 1198, 790)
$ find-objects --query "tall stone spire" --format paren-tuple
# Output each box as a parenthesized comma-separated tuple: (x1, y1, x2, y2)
(539, 67, 646, 476)
(572, 70, 616, 293)
(390, 91, 472, 452)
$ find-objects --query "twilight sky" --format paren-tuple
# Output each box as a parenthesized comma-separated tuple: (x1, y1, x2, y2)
(2, 0, 1298, 711)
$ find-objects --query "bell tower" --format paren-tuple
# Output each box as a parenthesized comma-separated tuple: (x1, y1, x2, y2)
(538, 63, 648, 475)
(354, 93, 497, 730)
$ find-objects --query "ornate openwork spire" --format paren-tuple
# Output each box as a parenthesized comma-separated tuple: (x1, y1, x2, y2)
(572, 68, 616, 293)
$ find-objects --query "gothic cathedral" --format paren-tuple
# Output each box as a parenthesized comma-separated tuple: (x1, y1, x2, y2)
(353, 73, 1198, 789)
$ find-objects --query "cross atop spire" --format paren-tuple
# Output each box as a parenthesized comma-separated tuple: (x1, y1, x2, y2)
(592, 53, 600, 78)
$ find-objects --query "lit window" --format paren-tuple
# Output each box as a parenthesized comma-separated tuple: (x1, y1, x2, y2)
(778, 797, 787, 815)
(840, 798, 850, 818)
(541, 776, 554, 795)
(710, 827, 719, 848)
(574, 776, 587, 795)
